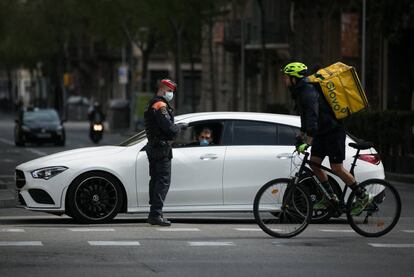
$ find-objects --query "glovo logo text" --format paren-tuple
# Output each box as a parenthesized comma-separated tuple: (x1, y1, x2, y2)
(326, 81, 347, 114)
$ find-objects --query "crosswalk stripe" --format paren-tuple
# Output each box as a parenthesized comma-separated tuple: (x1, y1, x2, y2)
(0, 229, 25, 233)
(188, 241, 235, 246)
(88, 241, 140, 246)
(320, 229, 354, 233)
(156, 228, 200, 232)
(401, 230, 414, 233)
(234, 228, 262, 231)
(0, 241, 42, 246)
(369, 243, 414, 248)
(69, 228, 115, 232)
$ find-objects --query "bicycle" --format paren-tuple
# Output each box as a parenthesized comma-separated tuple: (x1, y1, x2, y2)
(253, 140, 401, 238)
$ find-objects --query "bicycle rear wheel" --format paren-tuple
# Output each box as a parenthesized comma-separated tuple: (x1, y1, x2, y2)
(346, 179, 401, 237)
(253, 178, 312, 238)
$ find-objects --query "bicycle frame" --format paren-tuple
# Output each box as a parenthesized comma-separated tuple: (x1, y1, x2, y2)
(291, 147, 364, 208)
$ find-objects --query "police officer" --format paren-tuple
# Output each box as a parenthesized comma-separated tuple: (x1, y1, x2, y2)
(144, 79, 186, 226)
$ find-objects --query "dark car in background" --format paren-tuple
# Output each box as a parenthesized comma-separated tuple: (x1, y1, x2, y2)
(14, 108, 65, 146)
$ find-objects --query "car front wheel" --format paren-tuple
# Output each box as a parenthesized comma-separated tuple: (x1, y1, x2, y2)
(66, 171, 123, 224)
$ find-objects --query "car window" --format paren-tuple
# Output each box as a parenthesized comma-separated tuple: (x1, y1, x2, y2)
(230, 120, 277, 146)
(172, 121, 224, 148)
(278, 124, 300, 145)
(23, 110, 60, 123)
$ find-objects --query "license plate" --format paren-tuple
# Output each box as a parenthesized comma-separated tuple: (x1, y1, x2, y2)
(37, 133, 51, 138)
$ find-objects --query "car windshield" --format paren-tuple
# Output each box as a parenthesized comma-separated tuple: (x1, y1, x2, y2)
(118, 130, 147, 146)
(23, 110, 60, 124)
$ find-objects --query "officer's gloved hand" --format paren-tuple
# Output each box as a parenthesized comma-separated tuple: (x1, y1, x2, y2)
(177, 122, 189, 130)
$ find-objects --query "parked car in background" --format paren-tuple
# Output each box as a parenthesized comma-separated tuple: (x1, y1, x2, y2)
(14, 112, 384, 223)
(14, 107, 65, 146)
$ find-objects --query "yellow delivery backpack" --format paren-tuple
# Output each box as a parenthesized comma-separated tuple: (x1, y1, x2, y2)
(308, 62, 369, 120)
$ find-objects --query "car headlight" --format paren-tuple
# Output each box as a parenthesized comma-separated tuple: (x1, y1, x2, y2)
(31, 166, 68, 180)
(93, 124, 103, 131)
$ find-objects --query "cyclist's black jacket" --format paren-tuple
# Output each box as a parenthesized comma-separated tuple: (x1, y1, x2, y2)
(291, 77, 342, 137)
(144, 96, 180, 144)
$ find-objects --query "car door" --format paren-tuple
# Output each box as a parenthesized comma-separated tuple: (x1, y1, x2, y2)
(222, 120, 300, 205)
(136, 121, 225, 207)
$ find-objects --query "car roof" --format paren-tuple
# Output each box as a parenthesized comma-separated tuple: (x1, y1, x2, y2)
(175, 112, 301, 127)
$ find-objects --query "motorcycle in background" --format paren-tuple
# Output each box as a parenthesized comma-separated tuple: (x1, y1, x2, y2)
(90, 122, 104, 144)
(88, 102, 105, 144)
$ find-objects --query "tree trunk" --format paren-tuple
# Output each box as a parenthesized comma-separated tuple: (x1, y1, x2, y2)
(208, 21, 217, 111)
(169, 18, 184, 112)
(186, 35, 197, 112)
(257, 0, 268, 112)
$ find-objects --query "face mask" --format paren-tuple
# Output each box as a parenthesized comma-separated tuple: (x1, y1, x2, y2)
(163, 91, 174, 102)
(200, 139, 209, 146)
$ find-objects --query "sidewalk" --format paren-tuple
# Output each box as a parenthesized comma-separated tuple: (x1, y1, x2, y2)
(0, 189, 16, 208)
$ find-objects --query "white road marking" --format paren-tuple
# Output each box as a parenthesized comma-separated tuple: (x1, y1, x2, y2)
(157, 228, 200, 232)
(69, 228, 115, 232)
(369, 243, 414, 248)
(0, 228, 25, 233)
(188, 241, 235, 246)
(0, 138, 14, 146)
(401, 230, 414, 233)
(26, 148, 47, 156)
(0, 241, 42, 246)
(234, 228, 262, 231)
(320, 229, 355, 233)
(88, 241, 140, 246)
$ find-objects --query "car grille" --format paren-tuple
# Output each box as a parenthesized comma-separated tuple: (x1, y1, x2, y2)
(28, 189, 55, 205)
(15, 170, 26, 189)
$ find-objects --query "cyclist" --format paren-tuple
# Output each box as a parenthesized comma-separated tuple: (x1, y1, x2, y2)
(281, 62, 370, 215)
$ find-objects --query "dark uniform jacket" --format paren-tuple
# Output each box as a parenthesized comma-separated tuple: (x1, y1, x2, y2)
(144, 96, 180, 159)
(292, 78, 341, 137)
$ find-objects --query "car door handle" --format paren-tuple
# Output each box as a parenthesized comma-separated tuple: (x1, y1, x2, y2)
(200, 154, 218, 160)
(276, 153, 293, 159)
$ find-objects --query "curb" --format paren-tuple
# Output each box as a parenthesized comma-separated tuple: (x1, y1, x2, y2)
(385, 172, 414, 184)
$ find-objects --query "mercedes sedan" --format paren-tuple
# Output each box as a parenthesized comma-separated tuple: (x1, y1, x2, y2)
(15, 112, 384, 223)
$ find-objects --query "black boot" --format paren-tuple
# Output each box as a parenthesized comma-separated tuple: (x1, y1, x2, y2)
(147, 216, 171, 226)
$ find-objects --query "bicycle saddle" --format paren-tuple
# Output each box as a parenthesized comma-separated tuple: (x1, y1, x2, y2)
(348, 140, 373, 150)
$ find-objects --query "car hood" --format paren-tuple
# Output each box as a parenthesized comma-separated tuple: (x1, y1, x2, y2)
(17, 146, 126, 170)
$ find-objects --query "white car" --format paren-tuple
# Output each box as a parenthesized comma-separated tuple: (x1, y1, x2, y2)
(15, 112, 384, 223)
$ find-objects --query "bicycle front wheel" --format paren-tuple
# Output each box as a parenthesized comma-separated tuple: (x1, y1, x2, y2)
(253, 178, 312, 238)
(346, 179, 401, 237)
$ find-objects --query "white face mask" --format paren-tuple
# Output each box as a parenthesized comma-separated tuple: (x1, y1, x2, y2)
(163, 91, 174, 102)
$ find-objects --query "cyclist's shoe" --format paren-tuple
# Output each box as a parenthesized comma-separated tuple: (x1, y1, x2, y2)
(313, 198, 329, 210)
(351, 193, 372, 216)
(313, 195, 339, 210)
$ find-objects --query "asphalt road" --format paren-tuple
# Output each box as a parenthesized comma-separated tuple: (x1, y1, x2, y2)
(0, 115, 413, 277)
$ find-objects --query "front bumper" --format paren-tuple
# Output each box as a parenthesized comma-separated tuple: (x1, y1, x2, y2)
(15, 168, 68, 212)
(22, 130, 64, 142)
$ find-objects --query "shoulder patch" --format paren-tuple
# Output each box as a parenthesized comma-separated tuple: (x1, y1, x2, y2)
(160, 106, 168, 115)
(152, 101, 167, 110)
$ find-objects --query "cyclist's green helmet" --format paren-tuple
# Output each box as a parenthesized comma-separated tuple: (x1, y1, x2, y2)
(282, 62, 308, 78)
